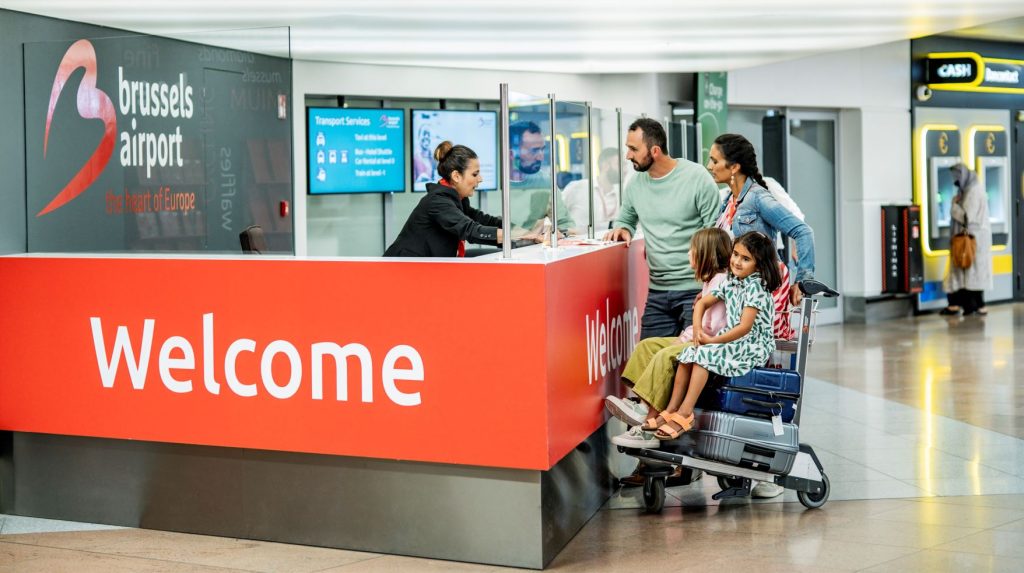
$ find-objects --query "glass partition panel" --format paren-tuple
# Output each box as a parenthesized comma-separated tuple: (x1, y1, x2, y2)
(619, 112, 643, 233)
(589, 107, 623, 235)
(308, 193, 384, 256)
(502, 92, 553, 244)
(554, 100, 588, 236)
(23, 29, 292, 254)
(473, 100, 501, 216)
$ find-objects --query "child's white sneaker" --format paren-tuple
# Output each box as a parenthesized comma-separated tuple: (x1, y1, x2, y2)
(752, 482, 785, 498)
(611, 425, 659, 449)
(604, 395, 648, 426)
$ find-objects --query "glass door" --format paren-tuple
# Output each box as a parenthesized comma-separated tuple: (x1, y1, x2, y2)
(785, 110, 841, 324)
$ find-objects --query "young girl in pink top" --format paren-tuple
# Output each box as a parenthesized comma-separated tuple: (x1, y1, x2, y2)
(607, 228, 732, 446)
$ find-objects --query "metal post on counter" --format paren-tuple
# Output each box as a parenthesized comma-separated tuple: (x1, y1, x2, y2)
(616, 108, 623, 207)
(500, 83, 512, 259)
(548, 93, 558, 248)
(586, 101, 594, 239)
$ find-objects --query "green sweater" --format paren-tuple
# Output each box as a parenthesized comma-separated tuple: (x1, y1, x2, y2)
(509, 173, 576, 232)
(613, 159, 721, 291)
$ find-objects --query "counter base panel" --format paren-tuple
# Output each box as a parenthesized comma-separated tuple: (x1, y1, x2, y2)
(1, 429, 614, 569)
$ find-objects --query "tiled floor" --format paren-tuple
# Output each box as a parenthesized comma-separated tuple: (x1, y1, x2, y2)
(2, 305, 1023, 571)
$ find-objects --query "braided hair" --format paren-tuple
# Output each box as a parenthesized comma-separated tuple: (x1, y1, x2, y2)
(713, 133, 767, 189)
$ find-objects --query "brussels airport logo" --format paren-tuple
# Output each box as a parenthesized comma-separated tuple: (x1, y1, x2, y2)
(38, 39, 194, 216)
(39, 39, 117, 216)
(380, 114, 401, 129)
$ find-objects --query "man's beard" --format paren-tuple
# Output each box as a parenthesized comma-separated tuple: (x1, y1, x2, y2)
(519, 159, 542, 175)
(631, 155, 653, 172)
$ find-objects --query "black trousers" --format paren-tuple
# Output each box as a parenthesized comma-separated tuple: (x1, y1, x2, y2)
(640, 288, 701, 339)
(947, 289, 985, 314)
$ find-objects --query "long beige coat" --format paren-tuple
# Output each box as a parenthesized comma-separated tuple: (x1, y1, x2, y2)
(944, 178, 993, 293)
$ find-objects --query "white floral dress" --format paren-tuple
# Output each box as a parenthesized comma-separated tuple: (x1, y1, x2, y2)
(676, 272, 775, 376)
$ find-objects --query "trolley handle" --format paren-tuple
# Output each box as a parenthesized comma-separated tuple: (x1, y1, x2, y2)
(798, 279, 840, 298)
(741, 397, 784, 411)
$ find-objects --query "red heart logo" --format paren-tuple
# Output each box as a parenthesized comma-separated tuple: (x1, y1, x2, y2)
(38, 39, 117, 217)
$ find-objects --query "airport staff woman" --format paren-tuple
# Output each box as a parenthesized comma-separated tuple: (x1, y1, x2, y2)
(384, 142, 503, 257)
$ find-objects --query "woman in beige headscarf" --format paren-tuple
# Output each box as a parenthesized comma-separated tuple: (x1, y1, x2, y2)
(940, 163, 992, 316)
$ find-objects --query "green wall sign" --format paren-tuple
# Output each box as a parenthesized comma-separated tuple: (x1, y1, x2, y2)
(696, 72, 728, 165)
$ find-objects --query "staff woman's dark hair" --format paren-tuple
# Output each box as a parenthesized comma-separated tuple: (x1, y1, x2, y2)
(713, 133, 768, 189)
(434, 141, 478, 181)
(734, 231, 782, 293)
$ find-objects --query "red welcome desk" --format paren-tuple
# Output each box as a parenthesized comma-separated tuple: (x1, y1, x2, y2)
(0, 242, 649, 569)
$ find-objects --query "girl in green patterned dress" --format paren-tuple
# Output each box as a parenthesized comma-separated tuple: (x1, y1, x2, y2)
(649, 231, 782, 440)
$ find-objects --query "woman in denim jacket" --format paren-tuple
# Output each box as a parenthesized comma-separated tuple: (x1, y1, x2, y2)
(708, 133, 815, 306)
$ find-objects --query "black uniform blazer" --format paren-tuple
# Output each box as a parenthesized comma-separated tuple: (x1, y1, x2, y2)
(384, 183, 502, 257)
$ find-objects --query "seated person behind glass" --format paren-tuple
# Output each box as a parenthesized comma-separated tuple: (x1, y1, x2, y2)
(384, 142, 504, 257)
(562, 147, 621, 232)
(508, 120, 576, 237)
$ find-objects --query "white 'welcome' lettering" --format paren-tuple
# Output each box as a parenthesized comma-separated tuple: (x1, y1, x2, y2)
(585, 299, 639, 385)
(89, 313, 424, 406)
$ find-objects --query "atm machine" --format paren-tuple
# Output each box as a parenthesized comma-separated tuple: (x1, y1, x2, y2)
(923, 127, 962, 252)
(971, 127, 1012, 247)
(912, 109, 1015, 310)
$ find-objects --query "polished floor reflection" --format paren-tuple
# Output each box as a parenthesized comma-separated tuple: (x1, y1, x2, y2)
(1, 305, 1023, 572)
(805, 303, 1024, 439)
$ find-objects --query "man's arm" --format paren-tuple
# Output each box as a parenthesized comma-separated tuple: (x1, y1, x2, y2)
(694, 170, 722, 228)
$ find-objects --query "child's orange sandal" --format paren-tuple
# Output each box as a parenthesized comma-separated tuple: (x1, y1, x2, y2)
(654, 412, 695, 440)
(641, 413, 670, 432)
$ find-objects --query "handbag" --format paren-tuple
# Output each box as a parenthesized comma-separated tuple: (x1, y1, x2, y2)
(949, 207, 975, 269)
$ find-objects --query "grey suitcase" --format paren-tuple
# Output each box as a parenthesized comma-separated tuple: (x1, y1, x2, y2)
(694, 409, 799, 474)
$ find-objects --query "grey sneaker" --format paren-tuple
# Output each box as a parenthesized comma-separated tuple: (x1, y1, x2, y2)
(611, 425, 659, 448)
(604, 395, 648, 426)
(751, 481, 785, 498)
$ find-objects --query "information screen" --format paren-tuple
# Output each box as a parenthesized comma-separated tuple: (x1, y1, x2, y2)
(411, 110, 497, 192)
(307, 108, 405, 194)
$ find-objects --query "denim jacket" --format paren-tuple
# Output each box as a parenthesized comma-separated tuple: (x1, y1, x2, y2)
(721, 179, 815, 282)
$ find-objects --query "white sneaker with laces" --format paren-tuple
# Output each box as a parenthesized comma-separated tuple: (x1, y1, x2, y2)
(751, 481, 785, 498)
(611, 425, 659, 448)
(604, 395, 648, 426)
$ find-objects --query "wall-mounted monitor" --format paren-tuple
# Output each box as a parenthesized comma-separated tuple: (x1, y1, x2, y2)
(307, 108, 405, 194)
(411, 110, 497, 192)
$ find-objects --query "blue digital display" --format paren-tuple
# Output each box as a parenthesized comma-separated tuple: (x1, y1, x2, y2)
(307, 108, 405, 194)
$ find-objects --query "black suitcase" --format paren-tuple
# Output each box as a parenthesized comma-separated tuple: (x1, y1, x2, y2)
(695, 410, 799, 474)
(717, 367, 800, 423)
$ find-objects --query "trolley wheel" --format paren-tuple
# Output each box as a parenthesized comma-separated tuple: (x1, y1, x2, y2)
(643, 477, 665, 513)
(717, 476, 745, 491)
(798, 473, 830, 509)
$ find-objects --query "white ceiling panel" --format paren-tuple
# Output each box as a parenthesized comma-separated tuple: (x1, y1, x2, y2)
(3, 0, 1024, 72)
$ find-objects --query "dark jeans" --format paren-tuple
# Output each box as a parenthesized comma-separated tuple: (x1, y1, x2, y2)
(948, 289, 985, 314)
(641, 288, 701, 339)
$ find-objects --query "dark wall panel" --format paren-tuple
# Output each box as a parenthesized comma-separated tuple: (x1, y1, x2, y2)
(0, 10, 121, 254)
(1, 9, 294, 255)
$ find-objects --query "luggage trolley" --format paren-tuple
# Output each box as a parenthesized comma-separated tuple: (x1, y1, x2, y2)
(617, 280, 839, 513)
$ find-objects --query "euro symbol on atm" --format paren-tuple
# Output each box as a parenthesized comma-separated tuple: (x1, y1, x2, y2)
(986, 132, 996, 154)
(938, 132, 949, 155)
